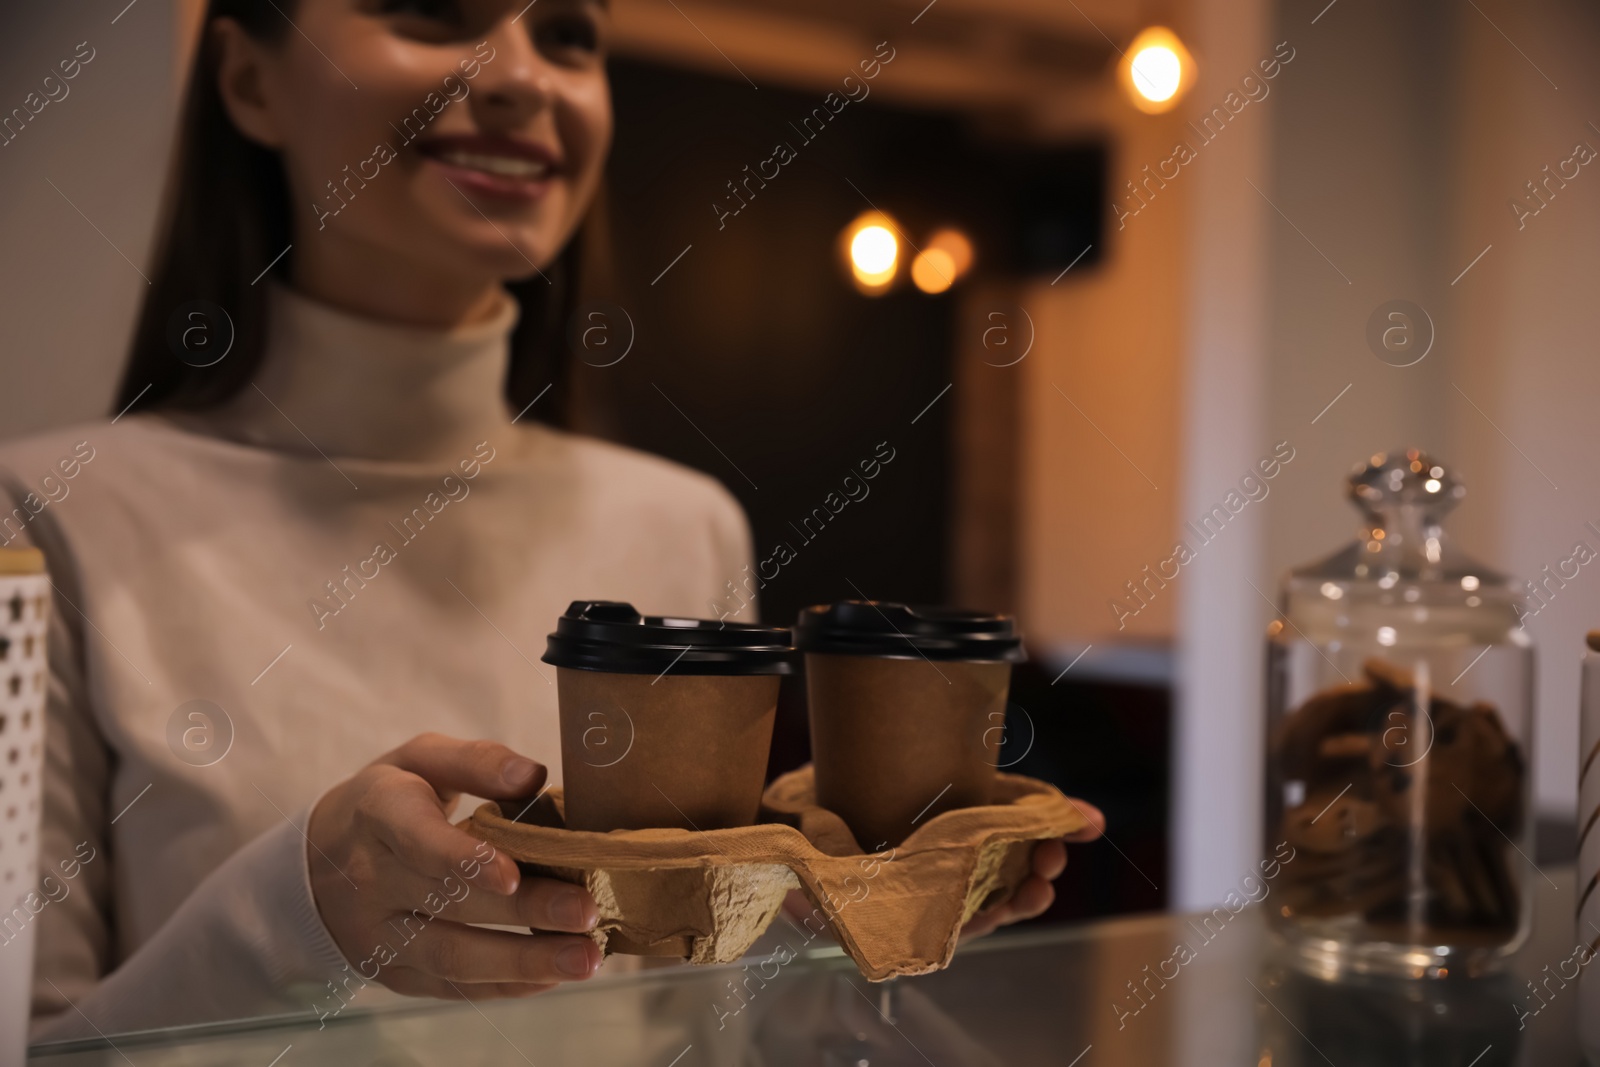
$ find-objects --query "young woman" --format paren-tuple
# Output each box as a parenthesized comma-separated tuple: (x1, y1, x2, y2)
(2, 0, 1099, 1040)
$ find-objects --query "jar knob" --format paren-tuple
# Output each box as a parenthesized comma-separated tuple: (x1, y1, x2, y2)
(1346, 448, 1465, 524)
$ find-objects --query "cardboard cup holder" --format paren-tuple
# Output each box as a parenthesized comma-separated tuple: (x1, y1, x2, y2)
(466, 765, 1092, 980)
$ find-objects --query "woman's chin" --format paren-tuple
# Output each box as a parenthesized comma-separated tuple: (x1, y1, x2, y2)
(422, 205, 573, 279)
(478, 235, 560, 280)
(404, 221, 559, 283)
(499, 257, 558, 285)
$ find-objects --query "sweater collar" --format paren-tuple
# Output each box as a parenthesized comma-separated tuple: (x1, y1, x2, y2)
(203, 281, 520, 463)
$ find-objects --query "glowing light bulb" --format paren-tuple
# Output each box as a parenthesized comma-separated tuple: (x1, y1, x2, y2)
(1121, 28, 1194, 114)
(926, 229, 974, 278)
(1130, 46, 1182, 102)
(911, 248, 957, 294)
(842, 212, 901, 293)
(851, 226, 897, 276)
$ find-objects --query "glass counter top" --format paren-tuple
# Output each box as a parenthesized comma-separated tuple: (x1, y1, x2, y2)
(31, 867, 1583, 1066)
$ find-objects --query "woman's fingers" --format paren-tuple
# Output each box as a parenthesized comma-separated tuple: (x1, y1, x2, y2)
(1064, 800, 1106, 842)
(957, 833, 1081, 944)
(381, 732, 548, 802)
(1007, 873, 1056, 919)
(960, 905, 1009, 942)
(364, 780, 601, 930)
(363, 771, 521, 894)
(959, 873, 1057, 943)
(1031, 839, 1068, 881)
(431, 874, 599, 933)
(406, 922, 602, 985)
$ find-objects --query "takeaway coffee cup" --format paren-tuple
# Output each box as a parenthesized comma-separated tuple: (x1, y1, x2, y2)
(542, 601, 794, 833)
(795, 601, 1025, 851)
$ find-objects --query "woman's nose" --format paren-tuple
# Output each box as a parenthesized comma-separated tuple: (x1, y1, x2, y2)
(470, 21, 556, 121)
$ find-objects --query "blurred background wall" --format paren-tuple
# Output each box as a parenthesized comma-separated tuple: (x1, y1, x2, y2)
(1260, 0, 1600, 856)
(0, 2, 186, 437)
(2, 0, 1598, 911)
(1447, 0, 1600, 836)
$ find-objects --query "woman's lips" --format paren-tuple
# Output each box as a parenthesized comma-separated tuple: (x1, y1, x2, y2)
(416, 136, 562, 202)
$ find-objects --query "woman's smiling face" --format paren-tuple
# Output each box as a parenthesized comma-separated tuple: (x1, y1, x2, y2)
(215, 0, 611, 294)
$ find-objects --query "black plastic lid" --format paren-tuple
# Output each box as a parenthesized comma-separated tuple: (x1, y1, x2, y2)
(542, 601, 796, 675)
(793, 601, 1025, 662)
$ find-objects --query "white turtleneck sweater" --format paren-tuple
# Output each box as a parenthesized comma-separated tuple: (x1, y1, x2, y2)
(0, 283, 754, 1039)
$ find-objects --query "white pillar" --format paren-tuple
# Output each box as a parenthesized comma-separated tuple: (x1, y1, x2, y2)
(1172, 0, 1271, 910)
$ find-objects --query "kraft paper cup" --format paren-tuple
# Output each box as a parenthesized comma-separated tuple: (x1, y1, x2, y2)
(543, 601, 794, 833)
(555, 669, 782, 832)
(0, 548, 48, 1064)
(805, 654, 1013, 852)
(795, 602, 1025, 850)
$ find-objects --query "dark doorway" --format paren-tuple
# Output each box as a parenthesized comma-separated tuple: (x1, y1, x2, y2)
(579, 57, 974, 628)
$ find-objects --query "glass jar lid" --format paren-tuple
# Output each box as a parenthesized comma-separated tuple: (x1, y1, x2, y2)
(1282, 448, 1524, 646)
(1292, 448, 1507, 587)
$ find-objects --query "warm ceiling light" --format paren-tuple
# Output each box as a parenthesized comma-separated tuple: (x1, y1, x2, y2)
(1121, 27, 1194, 114)
(1132, 46, 1181, 101)
(842, 212, 900, 293)
(852, 226, 897, 275)
(911, 248, 957, 294)
(926, 228, 974, 279)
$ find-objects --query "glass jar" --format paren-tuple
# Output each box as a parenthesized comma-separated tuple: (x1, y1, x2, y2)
(1264, 449, 1534, 977)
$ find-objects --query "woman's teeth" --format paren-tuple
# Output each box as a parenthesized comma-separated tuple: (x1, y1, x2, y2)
(436, 150, 549, 180)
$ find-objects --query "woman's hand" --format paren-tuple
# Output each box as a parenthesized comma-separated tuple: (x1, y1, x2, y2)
(958, 801, 1106, 942)
(307, 733, 602, 1001)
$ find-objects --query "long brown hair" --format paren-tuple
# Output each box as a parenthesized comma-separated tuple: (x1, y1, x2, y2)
(113, 0, 585, 426)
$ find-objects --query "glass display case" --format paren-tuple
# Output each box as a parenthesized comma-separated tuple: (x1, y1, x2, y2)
(29, 869, 1579, 1066)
